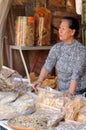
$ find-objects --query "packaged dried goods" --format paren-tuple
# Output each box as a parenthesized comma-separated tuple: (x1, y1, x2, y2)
(13, 0, 29, 5)
(0, 66, 21, 90)
(76, 106, 86, 122)
(49, 0, 65, 8)
(12, 77, 33, 95)
(78, 123, 86, 130)
(0, 91, 18, 104)
(66, 0, 76, 13)
(15, 16, 34, 46)
(35, 87, 64, 111)
(8, 112, 47, 130)
(40, 77, 58, 89)
(34, 7, 51, 46)
(11, 92, 37, 114)
(8, 109, 64, 130)
(55, 122, 77, 130)
(64, 96, 84, 121)
(0, 104, 17, 120)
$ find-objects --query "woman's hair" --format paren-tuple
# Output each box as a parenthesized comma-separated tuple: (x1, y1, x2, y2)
(61, 16, 80, 37)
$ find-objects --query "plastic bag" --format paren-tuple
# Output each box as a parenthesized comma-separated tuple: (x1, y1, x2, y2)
(64, 95, 84, 121)
(11, 92, 37, 114)
(0, 104, 18, 120)
(35, 7, 51, 46)
(0, 91, 18, 104)
(35, 87, 64, 112)
(78, 123, 86, 130)
(55, 122, 78, 130)
(12, 77, 33, 95)
(77, 106, 86, 122)
(15, 16, 34, 46)
(66, 0, 76, 13)
(0, 66, 22, 87)
(49, 0, 65, 7)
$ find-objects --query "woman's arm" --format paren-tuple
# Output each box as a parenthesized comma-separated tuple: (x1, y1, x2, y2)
(37, 68, 49, 82)
(68, 81, 78, 95)
(70, 45, 86, 94)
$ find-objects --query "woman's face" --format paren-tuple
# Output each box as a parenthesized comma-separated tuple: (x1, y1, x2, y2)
(59, 20, 75, 43)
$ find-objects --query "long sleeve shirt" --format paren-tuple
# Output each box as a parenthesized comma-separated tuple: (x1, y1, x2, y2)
(43, 40, 86, 92)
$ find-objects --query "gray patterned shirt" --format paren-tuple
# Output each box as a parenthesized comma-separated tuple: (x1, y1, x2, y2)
(43, 40, 86, 92)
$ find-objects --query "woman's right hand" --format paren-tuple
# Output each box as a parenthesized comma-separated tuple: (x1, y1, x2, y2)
(32, 80, 42, 90)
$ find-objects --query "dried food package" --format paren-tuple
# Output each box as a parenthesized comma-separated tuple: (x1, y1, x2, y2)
(12, 78, 32, 95)
(25, 0, 36, 16)
(40, 77, 58, 89)
(27, 17, 34, 46)
(35, 87, 64, 111)
(8, 109, 64, 130)
(8, 113, 47, 130)
(30, 72, 38, 83)
(0, 66, 22, 91)
(76, 106, 86, 122)
(0, 92, 18, 104)
(11, 92, 36, 114)
(36, 0, 46, 7)
(66, 0, 76, 13)
(55, 122, 77, 130)
(15, 16, 34, 46)
(49, 0, 65, 8)
(13, 0, 30, 5)
(64, 96, 83, 121)
(78, 123, 86, 130)
(0, 104, 17, 120)
(34, 7, 51, 46)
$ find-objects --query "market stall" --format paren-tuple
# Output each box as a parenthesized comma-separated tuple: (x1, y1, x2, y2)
(0, 0, 86, 130)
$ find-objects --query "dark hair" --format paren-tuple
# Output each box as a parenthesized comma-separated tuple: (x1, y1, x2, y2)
(61, 16, 79, 37)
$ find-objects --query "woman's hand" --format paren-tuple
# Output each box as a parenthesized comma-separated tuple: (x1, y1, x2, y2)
(32, 80, 42, 90)
(63, 91, 74, 97)
(63, 81, 77, 97)
(68, 81, 77, 95)
(32, 69, 48, 90)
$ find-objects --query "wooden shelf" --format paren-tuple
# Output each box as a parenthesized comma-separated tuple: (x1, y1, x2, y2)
(10, 45, 52, 51)
(10, 45, 52, 83)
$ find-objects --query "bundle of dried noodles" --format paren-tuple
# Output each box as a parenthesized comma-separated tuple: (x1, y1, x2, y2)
(35, 7, 51, 46)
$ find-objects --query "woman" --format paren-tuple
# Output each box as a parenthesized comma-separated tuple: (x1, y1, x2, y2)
(33, 16, 86, 95)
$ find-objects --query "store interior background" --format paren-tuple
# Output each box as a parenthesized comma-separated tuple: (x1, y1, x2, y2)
(3, 0, 84, 77)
